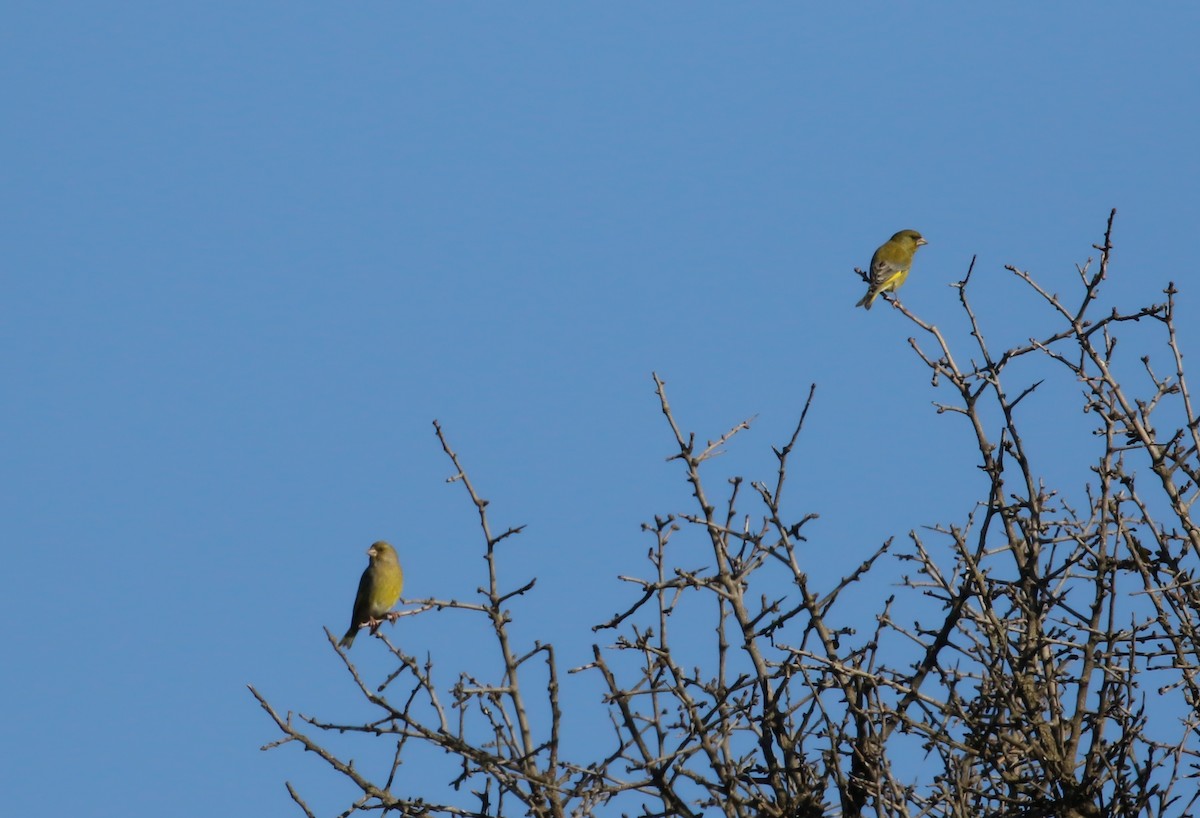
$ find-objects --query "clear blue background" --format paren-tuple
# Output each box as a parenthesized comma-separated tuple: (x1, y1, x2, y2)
(3, 4, 1197, 815)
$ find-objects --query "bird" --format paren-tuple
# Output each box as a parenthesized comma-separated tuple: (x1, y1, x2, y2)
(855, 229, 928, 310)
(339, 540, 404, 648)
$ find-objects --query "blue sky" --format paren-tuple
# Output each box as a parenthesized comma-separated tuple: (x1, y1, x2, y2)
(3, 4, 1198, 815)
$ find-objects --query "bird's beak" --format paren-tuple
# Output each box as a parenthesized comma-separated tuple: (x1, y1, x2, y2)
(917, 238, 928, 246)
(366, 545, 378, 557)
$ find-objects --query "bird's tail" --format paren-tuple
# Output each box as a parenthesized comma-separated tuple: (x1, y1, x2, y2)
(338, 629, 357, 649)
(856, 291, 875, 310)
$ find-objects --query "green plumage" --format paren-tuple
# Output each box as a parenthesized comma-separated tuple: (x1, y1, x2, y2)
(339, 540, 404, 648)
(856, 229, 927, 310)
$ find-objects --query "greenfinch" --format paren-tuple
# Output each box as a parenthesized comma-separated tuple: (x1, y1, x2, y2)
(856, 229, 928, 310)
(339, 540, 404, 648)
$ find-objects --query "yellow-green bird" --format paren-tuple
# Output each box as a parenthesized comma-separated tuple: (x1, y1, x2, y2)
(856, 229, 928, 310)
(339, 540, 404, 648)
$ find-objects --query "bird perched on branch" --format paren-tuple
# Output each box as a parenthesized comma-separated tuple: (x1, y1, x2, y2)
(339, 540, 404, 648)
(856, 229, 928, 310)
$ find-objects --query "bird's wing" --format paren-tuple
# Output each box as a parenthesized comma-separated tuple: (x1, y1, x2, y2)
(870, 254, 904, 288)
(350, 566, 374, 625)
